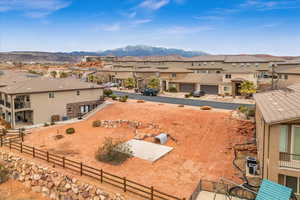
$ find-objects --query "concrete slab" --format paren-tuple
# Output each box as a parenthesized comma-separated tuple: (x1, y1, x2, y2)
(125, 139, 173, 162)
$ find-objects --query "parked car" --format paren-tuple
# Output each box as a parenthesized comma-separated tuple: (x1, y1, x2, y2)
(192, 90, 205, 97)
(103, 82, 119, 88)
(141, 88, 159, 96)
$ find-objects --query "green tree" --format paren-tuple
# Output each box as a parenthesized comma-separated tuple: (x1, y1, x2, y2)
(59, 71, 68, 78)
(147, 77, 160, 89)
(50, 71, 57, 78)
(239, 81, 257, 97)
(124, 78, 135, 89)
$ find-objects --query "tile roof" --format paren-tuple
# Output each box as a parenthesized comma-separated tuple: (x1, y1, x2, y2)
(0, 77, 103, 94)
(254, 83, 300, 124)
(171, 73, 223, 84)
(224, 55, 269, 63)
(0, 70, 40, 87)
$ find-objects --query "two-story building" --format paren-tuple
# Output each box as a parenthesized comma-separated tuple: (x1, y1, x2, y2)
(0, 75, 103, 128)
(254, 84, 300, 196)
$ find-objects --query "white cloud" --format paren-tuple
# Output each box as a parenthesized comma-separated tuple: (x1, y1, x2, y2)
(100, 23, 121, 32)
(162, 26, 213, 35)
(240, 0, 300, 10)
(139, 0, 170, 10)
(0, 0, 71, 18)
(132, 19, 152, 25)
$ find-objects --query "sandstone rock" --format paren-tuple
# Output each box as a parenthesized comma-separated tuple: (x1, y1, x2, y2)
(32, 174, 41, 180)
(31, 185, 41, 193)
(42, 186, 50, 196)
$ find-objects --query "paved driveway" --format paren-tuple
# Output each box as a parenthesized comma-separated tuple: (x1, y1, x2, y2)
(114, 91, 254, 110)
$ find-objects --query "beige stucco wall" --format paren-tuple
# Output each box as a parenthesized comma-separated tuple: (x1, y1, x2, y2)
(222, 73, 257, 84)
(23, 88, 103, 124)
(278, 74, 300, 87)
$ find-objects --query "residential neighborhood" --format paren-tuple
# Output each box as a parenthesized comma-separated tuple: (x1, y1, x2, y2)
(0, 0, 299, 200)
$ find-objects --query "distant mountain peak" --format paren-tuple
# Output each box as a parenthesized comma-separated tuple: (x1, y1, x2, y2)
(93, 45, 208, 57)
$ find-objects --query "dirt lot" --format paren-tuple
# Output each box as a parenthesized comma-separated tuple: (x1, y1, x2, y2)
(24, 101, 254, 198)
(0, 179, 49, 200)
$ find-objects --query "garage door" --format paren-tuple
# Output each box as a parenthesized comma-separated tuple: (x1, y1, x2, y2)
(201, 85, 219, 94)
(179, 83, 195, 92)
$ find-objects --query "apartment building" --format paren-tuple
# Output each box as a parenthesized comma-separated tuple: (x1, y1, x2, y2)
(254, 84, 300, 197)
(0, 74, 103, 128)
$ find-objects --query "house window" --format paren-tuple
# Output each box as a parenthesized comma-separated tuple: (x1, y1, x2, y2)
(49, 92, 55, 98)
(171, 73, 176, 78)
(224, 86, 230, 92)
(216, 71, 221, 74)
(280, 74, 288, 80)
(76, 90, 80, 96)
(279, 125, 288, 152)
(225, 74, 231, 79)
(67, 107, 72, 112)
(292, 126, 300, 160)
(279, 174, 300, 194)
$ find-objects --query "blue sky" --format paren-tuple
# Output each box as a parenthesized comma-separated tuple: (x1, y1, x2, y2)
(0, 0, 299, 55)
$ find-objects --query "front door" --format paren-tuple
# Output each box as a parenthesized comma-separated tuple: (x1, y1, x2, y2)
(292, 126, 300, 160)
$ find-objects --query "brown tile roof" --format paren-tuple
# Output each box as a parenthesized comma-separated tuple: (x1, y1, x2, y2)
(254, 84, 300, 124)
(224, 55, 269, 63)
(0, 70, 40, 87)
(171, 73, 223, 84)
(0, 77, 103, 94)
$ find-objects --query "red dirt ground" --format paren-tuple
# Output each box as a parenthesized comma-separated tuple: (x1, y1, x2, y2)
(24, 101, 253, 198)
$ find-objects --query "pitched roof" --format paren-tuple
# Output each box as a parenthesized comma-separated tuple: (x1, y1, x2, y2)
(224, 55, 269, 63)
(254, 84, 300, 124)
(0, 77, 103, 95)
(170, 73, 223, 84)
(0, 70, 40, 87)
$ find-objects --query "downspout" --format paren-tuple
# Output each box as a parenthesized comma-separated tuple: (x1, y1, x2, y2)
(262, 119, 266, 179)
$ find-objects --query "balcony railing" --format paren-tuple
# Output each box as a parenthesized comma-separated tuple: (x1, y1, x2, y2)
(279, 152, 300, 170)
(5, 102, 11, 108)
(0, 100, 4, 105)
(14, 101, 31, 110)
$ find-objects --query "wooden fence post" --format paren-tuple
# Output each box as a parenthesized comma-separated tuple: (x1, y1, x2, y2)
(20, 143, 23, 153)
(80, 162, 83, 176)
(21, 131, 24, 142)
(123, 177, 127, 192)
(0, 135, 2, 147)
(33, 147, 35, 158)
(47, 152, 49, 162)
(100, 169, 103, 183)
(9, 139, 11, 150)
(151, 186, 154, 200)
(62, 157, 65, 168)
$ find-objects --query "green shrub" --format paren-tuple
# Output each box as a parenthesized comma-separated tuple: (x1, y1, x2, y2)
(168, 86, 177, 93)
(50, 122, 56, 126)
(0, 163, 9, 184)
(185, 94, 191, 98)
(95, 137, 133, 165)
(65, 128, 75, 134)
(247, 108, 255, 117)
(119, 96, 128, 102)
(44, 123, 49, 127)
(93, 120, 101, 127)
(238, 106, 249, 114)
(104, 89, 113, 97)
(238, 106, 255, 119)
(111, 94, 118, 100)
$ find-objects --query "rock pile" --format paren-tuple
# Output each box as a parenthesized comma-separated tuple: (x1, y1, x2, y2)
(95, 120, 160, 130)
(0, 150, 126, 200)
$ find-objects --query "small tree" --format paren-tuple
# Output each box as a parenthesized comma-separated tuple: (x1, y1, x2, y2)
(95, 137, 133, 165)
(239, 81, 257, 98)
(60, 72, 68, 78)
(124, 78, 135, 89)
(0, 163, 9, 184)
(50, 71, 57, 78)
(147, 77, 160, 89)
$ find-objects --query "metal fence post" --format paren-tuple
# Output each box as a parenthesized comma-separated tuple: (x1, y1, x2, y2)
(33, 147, 35, 158)
(123, 177, 127, 192)
(62, 157, 65, 168)
(47, 152, 49, 162)
(151, 186, 154, 200)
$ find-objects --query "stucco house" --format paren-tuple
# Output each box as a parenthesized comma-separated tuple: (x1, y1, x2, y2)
(254, 84, 300, 197)
(0, 74, 103, 128)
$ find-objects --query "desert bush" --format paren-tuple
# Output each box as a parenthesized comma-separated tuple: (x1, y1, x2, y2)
(95, 137, 133, 165)
(168, 86, 177, 93)
(111, 94, 118, 100)
(92, 120, 101, 127)
(137, 100, 145, 103)
(185, 94, 191, 98)
(0, 163, 8, 184)
(201, 106, 212, 110)
(65, 128, 75, 134)
(119, 95, 128, 102)
(44, 123, 49, 127)
(178, 104, 184, 107)
(238, 106, 248, 114)
(104, 89, 113, 97)
(50, 122, 56, 126)
(247, 108, 255, 117)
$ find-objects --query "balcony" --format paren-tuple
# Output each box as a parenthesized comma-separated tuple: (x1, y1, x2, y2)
(5, 102, 11, 108)
(14, 101, 31, 110)
(279, 152, 300, 170)
(0, 100, 4, 105)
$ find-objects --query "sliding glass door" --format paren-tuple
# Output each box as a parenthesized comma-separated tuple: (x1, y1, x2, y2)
(292, 126, 300, 161)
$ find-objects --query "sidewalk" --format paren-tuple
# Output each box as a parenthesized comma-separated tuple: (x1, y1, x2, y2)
(197, 191, 244, 200)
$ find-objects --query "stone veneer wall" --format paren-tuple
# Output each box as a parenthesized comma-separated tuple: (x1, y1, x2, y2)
(0, 150, 127, 200)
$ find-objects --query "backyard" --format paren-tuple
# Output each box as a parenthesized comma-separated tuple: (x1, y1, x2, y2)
(23, 101, 254, 198)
